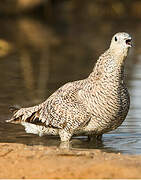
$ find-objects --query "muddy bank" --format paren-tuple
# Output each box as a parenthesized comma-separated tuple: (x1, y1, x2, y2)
(0, 143, 141, 179)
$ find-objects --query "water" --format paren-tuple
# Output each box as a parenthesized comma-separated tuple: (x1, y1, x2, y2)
(0, 14, 141, 154)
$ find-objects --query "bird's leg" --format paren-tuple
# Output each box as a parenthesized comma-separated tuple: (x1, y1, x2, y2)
(97, 134, 103, 141)
(58, 129, 72, 149)
(59, 141, 72, 150)
(59, 129, 72, 142)
(88, 134, 102, 141)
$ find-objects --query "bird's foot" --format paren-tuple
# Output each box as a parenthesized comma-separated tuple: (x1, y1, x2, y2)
(59, 141, 72, 150)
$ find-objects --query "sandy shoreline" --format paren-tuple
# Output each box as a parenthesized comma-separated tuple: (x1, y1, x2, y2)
(0, 143, 141, 179)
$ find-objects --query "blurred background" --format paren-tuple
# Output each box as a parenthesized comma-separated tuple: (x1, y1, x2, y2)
(0, 0, 141, 154)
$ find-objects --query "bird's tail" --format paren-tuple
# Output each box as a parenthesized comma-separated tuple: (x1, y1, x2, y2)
(21, 122, 58, 136)
(6, 104, 42, 125)
(6, 105, 21, 123)
(6, 104, 59, 136)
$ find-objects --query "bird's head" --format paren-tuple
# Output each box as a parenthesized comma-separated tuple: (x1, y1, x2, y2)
(91, 32, 132, 77)
(109, 32, 132, 61)
(110, 32, 132, 49)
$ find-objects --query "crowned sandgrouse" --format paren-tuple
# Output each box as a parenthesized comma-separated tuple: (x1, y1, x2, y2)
(7, 32, 132, 142)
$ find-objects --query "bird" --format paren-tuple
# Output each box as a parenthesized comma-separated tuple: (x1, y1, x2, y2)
(7, 32, 132, 143)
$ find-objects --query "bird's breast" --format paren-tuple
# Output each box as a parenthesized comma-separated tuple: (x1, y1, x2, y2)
(79, 76, 130, 131)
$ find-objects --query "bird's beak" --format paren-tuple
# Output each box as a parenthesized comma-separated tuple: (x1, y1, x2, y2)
(126, 38, 132, 47)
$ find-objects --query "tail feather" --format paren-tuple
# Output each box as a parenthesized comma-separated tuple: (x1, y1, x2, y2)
(9, 105, 21, 114)
(7, 105, 42, 124)
(7, 104, 59, 136)
(21, 122, 44, 136)
(21, 122, 58, 136)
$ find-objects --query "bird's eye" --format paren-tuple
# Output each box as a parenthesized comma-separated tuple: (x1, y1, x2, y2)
(115, 37, 117, 41)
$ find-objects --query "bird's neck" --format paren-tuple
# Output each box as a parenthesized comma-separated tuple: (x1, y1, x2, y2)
(109, 47, 129, 65)
(89, 49, 127, 81)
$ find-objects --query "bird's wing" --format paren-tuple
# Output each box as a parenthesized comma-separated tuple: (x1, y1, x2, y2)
(39, 81, 91, 131)
(8, 81, 91, 132)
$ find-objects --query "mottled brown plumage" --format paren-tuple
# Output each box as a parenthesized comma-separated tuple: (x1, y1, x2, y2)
(7, 32, 132, 142)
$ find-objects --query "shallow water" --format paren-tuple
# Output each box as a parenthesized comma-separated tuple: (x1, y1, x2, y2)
(0, 14, 141, 154)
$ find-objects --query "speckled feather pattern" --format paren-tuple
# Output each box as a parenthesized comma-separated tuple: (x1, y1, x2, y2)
(7, 32, 131, 142)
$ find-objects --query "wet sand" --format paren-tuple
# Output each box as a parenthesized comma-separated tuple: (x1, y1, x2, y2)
(0, 143, 141, 179)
